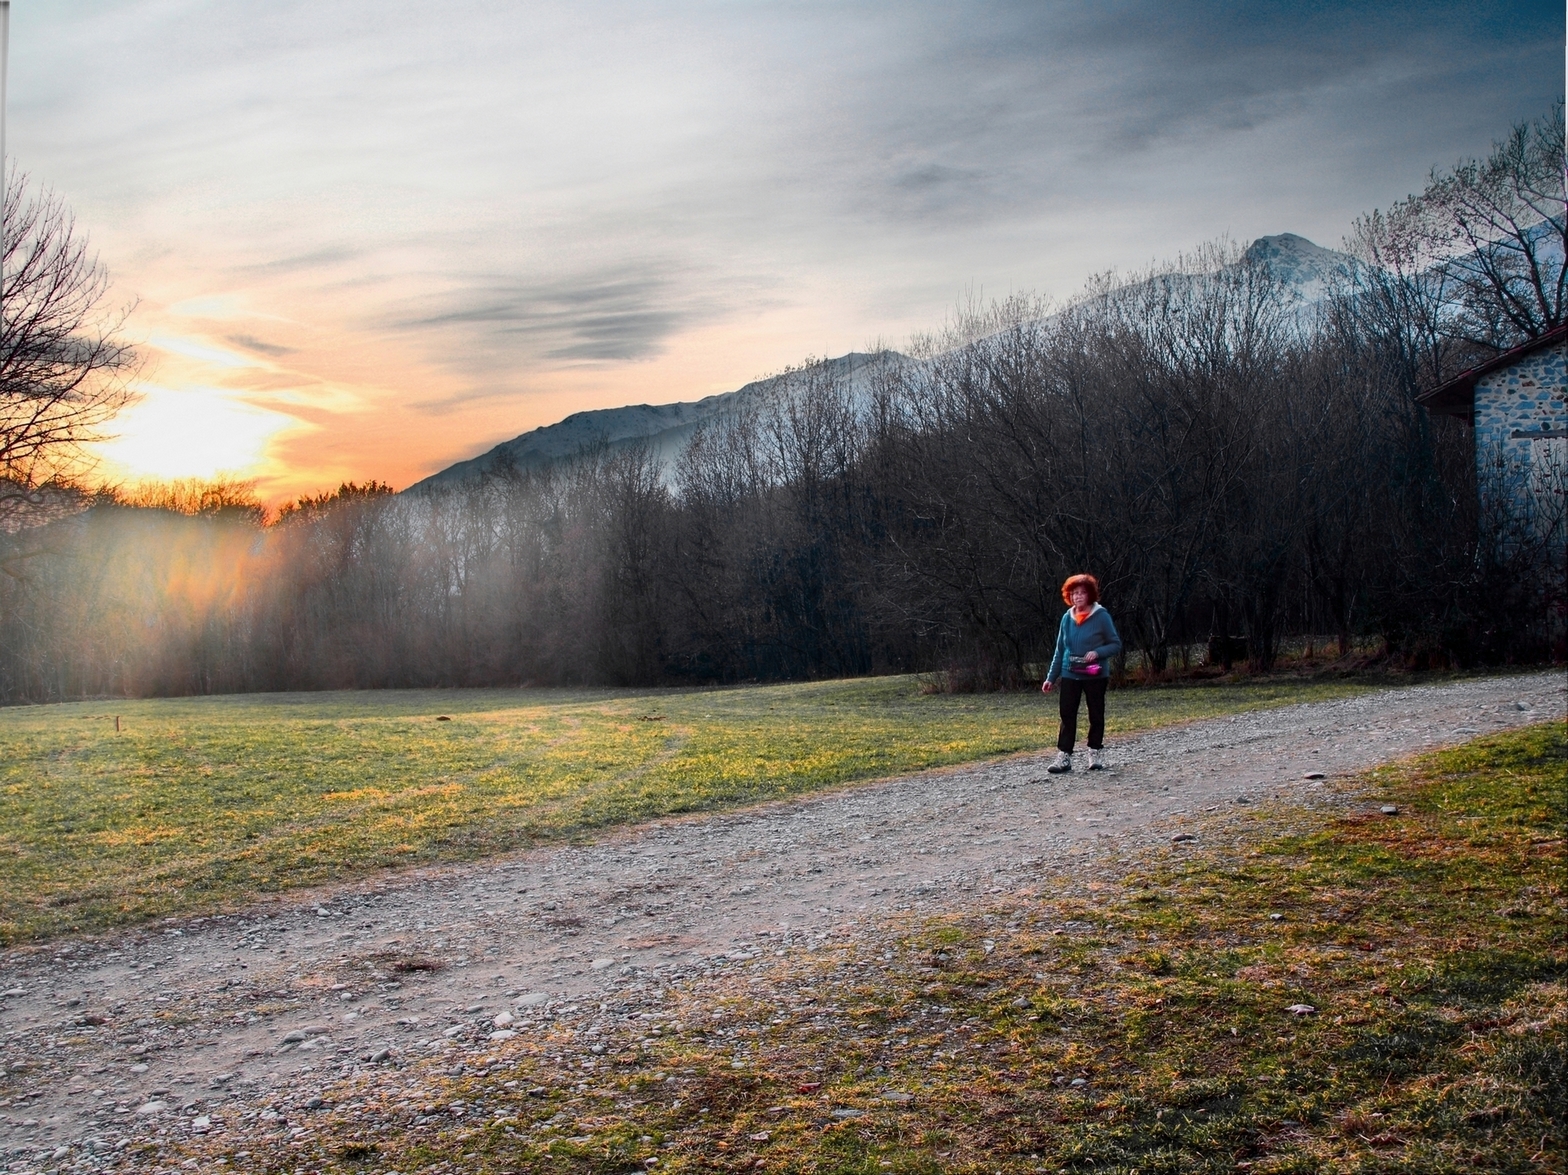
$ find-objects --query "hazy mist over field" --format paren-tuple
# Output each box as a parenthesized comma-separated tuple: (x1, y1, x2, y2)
(9, 1, 1562, 499)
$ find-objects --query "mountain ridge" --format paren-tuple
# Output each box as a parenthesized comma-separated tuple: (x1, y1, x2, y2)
(408, 351, 893, 491)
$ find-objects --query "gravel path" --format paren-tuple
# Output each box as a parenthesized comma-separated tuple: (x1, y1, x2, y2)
(0, 671, 1560, 1167)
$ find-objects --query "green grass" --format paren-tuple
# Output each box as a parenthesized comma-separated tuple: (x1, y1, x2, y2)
(168, 723, 1563, 1174)
(0, 673, 1404, 941)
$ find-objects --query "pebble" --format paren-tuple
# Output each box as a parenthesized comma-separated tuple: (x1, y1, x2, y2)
(590, 958, 615, 971)
(136, 1101, 166, 1115)
(830, 1108, 863, 1119)
(1285, 1004, 1317, 1016)
(493, 1012, 515, 1028)
(1380, 805, 1399, 816)
(1268, 914, 1284, 922)
(881, 1091, 913, 1104)
(1170, 832, 1197, 843)
(488, 1029, 518, 1041)
(1303, 772, 1326, 780)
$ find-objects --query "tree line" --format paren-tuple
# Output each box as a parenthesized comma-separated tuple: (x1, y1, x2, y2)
(0, 108, 1563, 702)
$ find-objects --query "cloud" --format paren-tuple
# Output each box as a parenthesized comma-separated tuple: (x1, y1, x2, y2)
(748, 0, 1563, 228)
(405, 383, 527, 413)
(388, 263, 712, 371)
(148, 333, 259, 370)
(239, 246, 364, 275)
(894, 164, 982, 192)
(226, 333, 297, 357)
(26, 1, 1560, 270)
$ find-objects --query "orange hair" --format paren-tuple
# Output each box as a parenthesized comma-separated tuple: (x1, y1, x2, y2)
(1061, 573, 1100, 606)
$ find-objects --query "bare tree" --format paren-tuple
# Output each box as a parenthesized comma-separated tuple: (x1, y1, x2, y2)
(0, 173, 137, 525)
(1348, 103, 1565, 358)
(1429, 102, 1565, 344)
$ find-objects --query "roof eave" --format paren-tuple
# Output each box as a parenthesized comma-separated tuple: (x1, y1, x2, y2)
(1415, 387, 1475, 420)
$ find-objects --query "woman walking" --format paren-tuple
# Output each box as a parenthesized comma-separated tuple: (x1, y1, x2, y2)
(1042, 573, 1122, 773)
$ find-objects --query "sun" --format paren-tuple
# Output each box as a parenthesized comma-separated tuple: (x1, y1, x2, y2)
(89, 383, 303, 483)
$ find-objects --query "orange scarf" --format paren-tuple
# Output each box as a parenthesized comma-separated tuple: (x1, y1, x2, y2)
(1072, 606, 1093, 624)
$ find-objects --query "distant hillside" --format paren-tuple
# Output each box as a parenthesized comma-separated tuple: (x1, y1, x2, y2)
(407, 352, 897, 492)
(409, 234, 1353, 492)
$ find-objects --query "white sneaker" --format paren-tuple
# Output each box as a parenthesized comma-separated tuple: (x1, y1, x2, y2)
(1087, 747, 1106, 771)
(1046, 750, 1073, 774)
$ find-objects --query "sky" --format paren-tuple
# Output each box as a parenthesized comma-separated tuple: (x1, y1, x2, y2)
(11, 0, 1564, 501)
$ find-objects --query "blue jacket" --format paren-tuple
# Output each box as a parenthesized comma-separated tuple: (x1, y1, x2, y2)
(1046, 603, 1122, 684)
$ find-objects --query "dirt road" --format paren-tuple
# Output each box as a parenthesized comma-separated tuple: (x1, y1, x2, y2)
(0, 671, 1560, 1167)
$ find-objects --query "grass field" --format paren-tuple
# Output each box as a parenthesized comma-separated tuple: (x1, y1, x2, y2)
(182, 722, 1564, 1175)
(0, 674, 1396, 941)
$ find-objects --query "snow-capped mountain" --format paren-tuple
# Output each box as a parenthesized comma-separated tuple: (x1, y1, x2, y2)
(410, 234, 1356, 492)
(1241, 232, 1356, 300)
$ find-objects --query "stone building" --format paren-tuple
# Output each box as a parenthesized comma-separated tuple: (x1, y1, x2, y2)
(1418, 323, 1567, 547)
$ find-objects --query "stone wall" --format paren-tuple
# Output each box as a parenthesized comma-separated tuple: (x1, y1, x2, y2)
(1472, 341, 1567, 534)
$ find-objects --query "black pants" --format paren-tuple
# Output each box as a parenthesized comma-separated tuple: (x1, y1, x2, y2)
(1057, 677, 1108, 753)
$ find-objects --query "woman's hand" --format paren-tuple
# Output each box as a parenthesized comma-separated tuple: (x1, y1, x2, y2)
(1041, 679, 1054, 693)
(1084, 651, 1098, 662)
